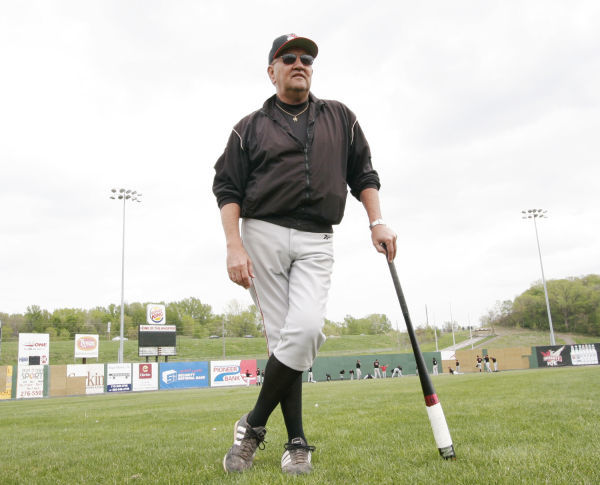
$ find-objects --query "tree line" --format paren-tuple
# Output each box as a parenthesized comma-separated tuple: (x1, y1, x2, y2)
(0, 298, 394, 341)
(482, 274, 600, 335)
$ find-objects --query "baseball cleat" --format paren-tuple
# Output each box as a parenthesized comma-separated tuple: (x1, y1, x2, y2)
(281, 437, 315, 475)
(222, 413, 267, 473)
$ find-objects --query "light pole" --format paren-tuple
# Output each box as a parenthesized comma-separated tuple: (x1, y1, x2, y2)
(521, 209, 555, 346)
(222, 319, 226, 358)
(450, 303, 455, 347)
(110, 188, 142, 363)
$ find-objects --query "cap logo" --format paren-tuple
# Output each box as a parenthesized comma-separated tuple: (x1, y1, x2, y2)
(287, 34, 297, 41)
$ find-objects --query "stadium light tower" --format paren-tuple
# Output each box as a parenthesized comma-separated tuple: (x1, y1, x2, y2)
(110, 188, 142, 363)
(521, 209, 555, 346)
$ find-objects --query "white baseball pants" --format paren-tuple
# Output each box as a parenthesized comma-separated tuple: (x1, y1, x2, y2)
(242, 218, 334, 371)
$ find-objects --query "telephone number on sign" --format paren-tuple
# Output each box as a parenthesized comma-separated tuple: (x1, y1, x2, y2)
(20, 390, 43, 398)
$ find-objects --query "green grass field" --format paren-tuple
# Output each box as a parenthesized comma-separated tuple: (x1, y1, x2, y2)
(1, 366, 599, 484)
(0, 328, 590, 366)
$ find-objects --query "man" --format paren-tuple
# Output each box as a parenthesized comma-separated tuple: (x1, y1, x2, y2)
(373, 359, 382, 379)
(355, 360, 362, 380)
(307, 367, 316, 383)
(391, 365, 403, 377)
(484, 354, 492, 373)
(213, 33, 397, 476)
(432, 357, 438, 375)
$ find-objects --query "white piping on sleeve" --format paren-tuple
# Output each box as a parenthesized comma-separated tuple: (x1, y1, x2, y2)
(232, 128, 244, 151)
(350, 119, 358, 146)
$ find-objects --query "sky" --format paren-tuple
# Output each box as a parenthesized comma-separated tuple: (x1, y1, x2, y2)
(1, 0, 599, 331)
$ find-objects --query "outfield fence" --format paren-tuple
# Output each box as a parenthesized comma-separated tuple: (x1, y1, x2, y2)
(0, 343, 598, 401)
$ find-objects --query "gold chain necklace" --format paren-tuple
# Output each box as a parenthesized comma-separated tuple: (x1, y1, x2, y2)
(276, 102, 309, 122)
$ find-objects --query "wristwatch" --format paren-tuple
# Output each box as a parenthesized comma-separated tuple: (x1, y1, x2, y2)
(369, 218, 385, 230)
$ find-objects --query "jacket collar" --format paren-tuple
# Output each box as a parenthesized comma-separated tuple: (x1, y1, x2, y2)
(263, 92, 325, 121)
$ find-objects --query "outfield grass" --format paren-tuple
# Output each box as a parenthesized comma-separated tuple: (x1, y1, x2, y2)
(0, 328, 596, 366)
(1, 366, 598, 484)
(0, 332, 473, 366)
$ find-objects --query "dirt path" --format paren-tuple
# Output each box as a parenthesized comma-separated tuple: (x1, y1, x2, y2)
(555, 333, 575, 345)
(480, 326, 576, 347)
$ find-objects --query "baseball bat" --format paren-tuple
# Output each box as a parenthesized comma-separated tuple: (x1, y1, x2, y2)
(385, 251, 456, 460)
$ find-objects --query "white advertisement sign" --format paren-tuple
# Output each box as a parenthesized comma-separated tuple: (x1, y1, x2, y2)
(210, 360, 256, 387)
(16, 365, 45, 399)
(74, 334, 99, 359)
(18, 333, 50, 366)
(146, 304, 166, 324)
(132, 362, 158, 392)
(106, 363, 132, 392)
(67, 364, 105, 394)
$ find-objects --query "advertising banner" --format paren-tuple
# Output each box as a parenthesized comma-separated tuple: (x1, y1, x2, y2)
(74, 334, 99, 359)
(132, 362, 158, 392)
(0, 366, 13, 400)
(535, 345, 572, 367)
(159, 361, 209, 390)
(146, 304, 166, 325)
(18, 333, 50, 366)
(67, 364, 105, 394)
(16, 365, 45, 399)
(210, 360, 257, 387)
(106, 363, 132, 392)
(569, 344, 599, 366)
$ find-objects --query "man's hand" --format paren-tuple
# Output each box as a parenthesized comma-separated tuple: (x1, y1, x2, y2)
(371, 224, 397, 262)
(226, 242, 254, 289)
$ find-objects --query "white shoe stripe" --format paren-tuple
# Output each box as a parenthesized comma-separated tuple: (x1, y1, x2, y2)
(281, 450, 312, 467)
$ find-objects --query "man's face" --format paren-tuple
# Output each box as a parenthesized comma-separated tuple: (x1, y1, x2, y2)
(267, 47, 313, 102)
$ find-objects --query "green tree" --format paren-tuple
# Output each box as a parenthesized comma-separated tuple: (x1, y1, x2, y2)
(485, 274, 600, 336)
(25, 305, 51, 332)
(224, 301, 261, 337)
(323, 318, 343, 336)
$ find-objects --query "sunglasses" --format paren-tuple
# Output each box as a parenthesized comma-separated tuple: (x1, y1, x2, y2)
(279, 53, 314, 66)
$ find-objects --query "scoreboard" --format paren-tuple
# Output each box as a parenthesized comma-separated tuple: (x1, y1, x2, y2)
(138, 325, 177, 356)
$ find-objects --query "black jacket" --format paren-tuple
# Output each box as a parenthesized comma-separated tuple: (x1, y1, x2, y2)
(213, 93, 380, 233)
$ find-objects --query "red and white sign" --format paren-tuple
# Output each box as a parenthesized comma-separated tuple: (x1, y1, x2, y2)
(18, 333, 50, 366)
(74, 334, 99, 359)
(146, 304, 166, 325)
(210, 360, 257, 387)
(132, 363, 158, 392)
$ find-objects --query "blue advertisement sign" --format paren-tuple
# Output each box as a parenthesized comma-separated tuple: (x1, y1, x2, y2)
(159, 361, 209, 389)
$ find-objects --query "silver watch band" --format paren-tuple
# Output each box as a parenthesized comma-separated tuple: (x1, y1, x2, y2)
(369, 219, 385, 230)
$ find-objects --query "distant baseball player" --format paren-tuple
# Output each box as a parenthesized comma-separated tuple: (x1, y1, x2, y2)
(214, 33, 396, 476)
(484, 354, 492, 373)
(373, 359, 382, 379)
(355, 360, 362, 380)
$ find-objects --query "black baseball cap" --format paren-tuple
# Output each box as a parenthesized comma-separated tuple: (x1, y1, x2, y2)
(268, 34, 318, 65)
